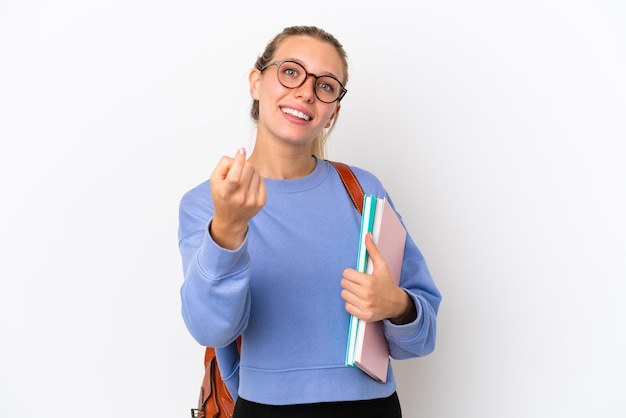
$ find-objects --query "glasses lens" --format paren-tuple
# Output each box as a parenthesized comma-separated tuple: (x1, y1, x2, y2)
(315, 76, 342, 103)
(277, 61, 306, 88)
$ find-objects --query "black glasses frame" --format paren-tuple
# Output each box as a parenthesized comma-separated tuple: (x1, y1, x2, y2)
(259, 60, 348, 103)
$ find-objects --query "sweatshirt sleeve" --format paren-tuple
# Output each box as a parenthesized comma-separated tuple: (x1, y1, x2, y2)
(382, 205, 442, 360)
(178, 186, 251, 348)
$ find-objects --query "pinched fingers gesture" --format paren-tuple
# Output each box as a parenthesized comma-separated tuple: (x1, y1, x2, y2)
(209, 148, 266, 249)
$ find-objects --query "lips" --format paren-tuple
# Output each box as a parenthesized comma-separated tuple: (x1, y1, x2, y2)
(280, 106, 311, 121)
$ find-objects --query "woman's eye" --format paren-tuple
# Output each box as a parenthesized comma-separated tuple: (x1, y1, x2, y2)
(318, 81, 335, 93)
(284, 68, 298, 77)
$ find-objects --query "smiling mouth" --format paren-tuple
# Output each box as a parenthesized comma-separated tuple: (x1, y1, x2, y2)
(281, 107, 311, 121)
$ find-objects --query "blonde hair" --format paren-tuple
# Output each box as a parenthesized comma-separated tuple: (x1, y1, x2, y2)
(250, 26, 349, 159)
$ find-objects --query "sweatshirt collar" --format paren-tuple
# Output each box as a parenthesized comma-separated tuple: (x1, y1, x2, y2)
(263, 157, 330, 193)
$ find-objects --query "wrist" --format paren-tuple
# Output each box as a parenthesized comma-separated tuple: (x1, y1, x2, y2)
(389, 291, 417, 325)
(209, 218, 248, 250)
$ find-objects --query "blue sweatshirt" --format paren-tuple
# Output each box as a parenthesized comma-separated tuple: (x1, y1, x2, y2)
(178, 158, 441, 405)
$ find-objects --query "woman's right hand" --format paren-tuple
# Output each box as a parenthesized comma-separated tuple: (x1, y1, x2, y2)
(209, 147, 266, 249)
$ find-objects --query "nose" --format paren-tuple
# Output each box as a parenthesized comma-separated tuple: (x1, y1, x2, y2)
(294, 74, 317, 102)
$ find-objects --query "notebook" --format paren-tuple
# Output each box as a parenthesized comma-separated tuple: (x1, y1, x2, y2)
(352, 196, 407, 383)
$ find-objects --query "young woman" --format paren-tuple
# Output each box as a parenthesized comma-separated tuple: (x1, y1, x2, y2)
(178, 25, 441, 418)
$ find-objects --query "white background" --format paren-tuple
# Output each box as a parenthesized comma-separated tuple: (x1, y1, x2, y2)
(1, 1, 625, 417)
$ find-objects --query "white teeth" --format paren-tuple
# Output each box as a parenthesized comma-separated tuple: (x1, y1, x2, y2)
(281, 107, 310, 121)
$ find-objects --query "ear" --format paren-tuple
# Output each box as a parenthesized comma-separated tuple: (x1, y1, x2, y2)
(249, 68, 262, 100)
(325, 104, 341, 128)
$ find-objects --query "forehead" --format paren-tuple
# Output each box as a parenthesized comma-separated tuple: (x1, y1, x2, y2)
(273, 35, 345, 81)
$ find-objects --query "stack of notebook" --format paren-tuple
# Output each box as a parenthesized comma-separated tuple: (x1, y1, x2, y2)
(345, 195, 407, 383)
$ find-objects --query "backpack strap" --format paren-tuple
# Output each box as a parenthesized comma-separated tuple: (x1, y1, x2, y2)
(328, 161, 364, 215)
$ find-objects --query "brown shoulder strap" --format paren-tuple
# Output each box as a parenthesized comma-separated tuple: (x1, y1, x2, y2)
(328, 161, 364, 215)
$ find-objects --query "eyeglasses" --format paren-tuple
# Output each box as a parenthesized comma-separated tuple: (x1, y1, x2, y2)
(259, 60, 347, 103)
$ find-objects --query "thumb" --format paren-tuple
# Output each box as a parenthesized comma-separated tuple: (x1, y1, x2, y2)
(364, 233, 386, 272)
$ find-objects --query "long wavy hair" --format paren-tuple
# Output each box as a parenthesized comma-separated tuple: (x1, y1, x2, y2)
(250, 26, 349, 159)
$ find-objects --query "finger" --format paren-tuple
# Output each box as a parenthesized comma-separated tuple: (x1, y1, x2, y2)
(340, 287, 362, 312)
(211, 155, 235, 181)
(344, 300, 365, 319)
(239, 159, 256, 191)
(341, 287, 371, 320)
(239, 163, 263, 206)
(341, 268, 362, 286)
(224, 147, 247, 182)
(249, 170, 267, 206)
(341, 269, 372, 302)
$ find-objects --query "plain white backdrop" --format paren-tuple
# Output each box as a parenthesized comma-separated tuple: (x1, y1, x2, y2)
(1, 1, 625, 417)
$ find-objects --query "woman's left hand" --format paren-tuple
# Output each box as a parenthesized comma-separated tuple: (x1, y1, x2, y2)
(340, 234, 417, 325)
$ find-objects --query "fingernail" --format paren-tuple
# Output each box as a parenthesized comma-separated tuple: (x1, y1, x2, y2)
(239, 147, 246, 155)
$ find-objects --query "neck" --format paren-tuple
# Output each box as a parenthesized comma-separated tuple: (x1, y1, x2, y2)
(248, 145, 317, 179)
(248, 125, 322, 178)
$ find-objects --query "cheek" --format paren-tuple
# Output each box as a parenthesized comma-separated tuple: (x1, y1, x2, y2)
(254, 87, 277, 118)
(251, 75, 278, 101)
(321, 107, 338, 126)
